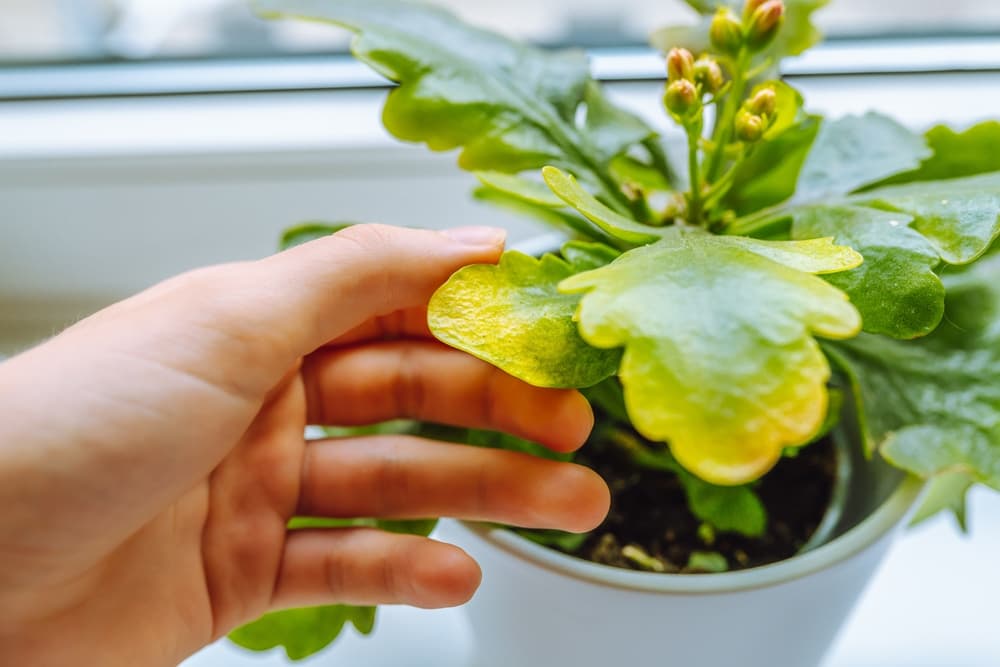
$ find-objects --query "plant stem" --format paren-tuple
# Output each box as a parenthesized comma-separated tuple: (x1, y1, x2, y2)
(686, 127, 704, 226)
(642, 136, 676, 188)
(705, 48, 751, 184)
(725, 202, 791, 236)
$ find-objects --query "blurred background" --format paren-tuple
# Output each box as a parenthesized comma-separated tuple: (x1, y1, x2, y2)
(3, 0, 999, 61)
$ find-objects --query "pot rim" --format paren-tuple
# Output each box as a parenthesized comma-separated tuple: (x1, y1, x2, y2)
(458, 475, 922, 595)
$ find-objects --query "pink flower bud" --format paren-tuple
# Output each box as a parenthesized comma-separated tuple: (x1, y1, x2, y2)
(667, 48, 696, 83)
(746, 0, 785, 52)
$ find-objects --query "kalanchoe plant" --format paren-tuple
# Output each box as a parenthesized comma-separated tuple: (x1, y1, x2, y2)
(236, 0, 1000, 659)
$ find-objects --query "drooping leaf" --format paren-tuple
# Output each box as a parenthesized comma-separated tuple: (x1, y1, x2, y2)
(825, 255, 1000, 526)
(472, 186, 618, 247)
(514, 528, 589, 552)
(559, 227, 862, 485)
(279, 222, 353, 250)
(792, 205, 945, 339)
(230, 605, 376, 660)
(256, 0, 654, 198)
(542, 166, 667, 245)
(875, 121, 1000, 187)
(475, 171, 565, 208)
(428, 248, 621, 388)
(792, 112, 932, 204)
(854, 172, 1000, 265)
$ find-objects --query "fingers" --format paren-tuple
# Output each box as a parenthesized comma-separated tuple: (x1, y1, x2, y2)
(298, 436, 611, 533)
(302, 340, 594, 453)
(271, 528, 482, 610)
(248, 224, 506, 364)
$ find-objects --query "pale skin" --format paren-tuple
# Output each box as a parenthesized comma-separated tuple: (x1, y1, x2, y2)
(0, 224, 611, 666)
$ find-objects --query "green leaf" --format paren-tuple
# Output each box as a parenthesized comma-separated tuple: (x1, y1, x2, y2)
(256, 0, 653, 191)
(875, 121, 1000, 187)
(613, 429, 767, 537)
(428, 248, 621, 388)
(280, 222, 352, 250)
(793, 113, 932, 203)
(475, 172, 565, 207)
(465, 428, 573, 462)
(686, 551, 730, 573)
(582, 81, 657, 165)
(683, 475, 767, 537)
(560, 227, 861, 484)
(759, 80, 803, 141)
(792, 205, 945, 339)
(514, 528, 589, 552)
(825, 255, 1000, 524)
(472, 186, 618, 247)
(725, 116, 821, 216)
(542, 166, 667, 245)
(229, 605, 376, 660)
(855, 172, 1000, 265)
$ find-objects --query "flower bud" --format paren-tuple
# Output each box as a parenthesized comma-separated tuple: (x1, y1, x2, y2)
(709, 8, 743, 56)
(746, 86, 777, 116)
(664, 79, 699, 117)
(667, 47, 695, 83)
(693, 56, 725, 95)
(746, 0, 785, 52)
(735, 109, 765, 142)
(742, 0, 770, 22)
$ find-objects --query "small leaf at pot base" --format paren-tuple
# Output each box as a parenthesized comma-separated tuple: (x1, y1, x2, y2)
(542, 166, 667, 244)
(229, 605, 377, 661)
(792, 205, 946, 339)
(686, 551, 730, 574)
(428, 249, 621, 389)
(793, 112, 932, 203)
(559, 228, 861, 485)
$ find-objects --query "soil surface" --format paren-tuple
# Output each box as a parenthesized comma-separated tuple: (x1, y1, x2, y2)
(568, 431, 836, 573)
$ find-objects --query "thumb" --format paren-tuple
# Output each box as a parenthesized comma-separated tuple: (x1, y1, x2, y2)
(237, 223, 506, 366)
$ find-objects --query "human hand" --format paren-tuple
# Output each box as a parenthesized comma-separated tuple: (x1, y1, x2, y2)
(0, 225, 609, 666)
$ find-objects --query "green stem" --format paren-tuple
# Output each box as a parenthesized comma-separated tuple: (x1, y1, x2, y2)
(642, 136, 676, 189)
(705, 48, 751, 183)
(686, 127, 704, 226)
(701, 148, 745, 210)
(725, 202, 792, 236)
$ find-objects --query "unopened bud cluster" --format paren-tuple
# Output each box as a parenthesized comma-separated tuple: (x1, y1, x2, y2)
(710, 0, 785, 56)
(663, 48, 724, 123)
(735, 86, 778, 142)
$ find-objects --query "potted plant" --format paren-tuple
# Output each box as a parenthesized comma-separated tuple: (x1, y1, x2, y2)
(229, 0, 1000, 664)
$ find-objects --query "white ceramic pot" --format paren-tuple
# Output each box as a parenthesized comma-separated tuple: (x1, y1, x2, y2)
(443, 439, 922, 667)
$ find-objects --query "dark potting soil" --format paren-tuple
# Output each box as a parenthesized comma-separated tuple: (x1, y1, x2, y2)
(569, 433, 836, 573)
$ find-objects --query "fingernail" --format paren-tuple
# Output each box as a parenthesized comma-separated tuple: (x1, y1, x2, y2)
(443, 226, 507, 247)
